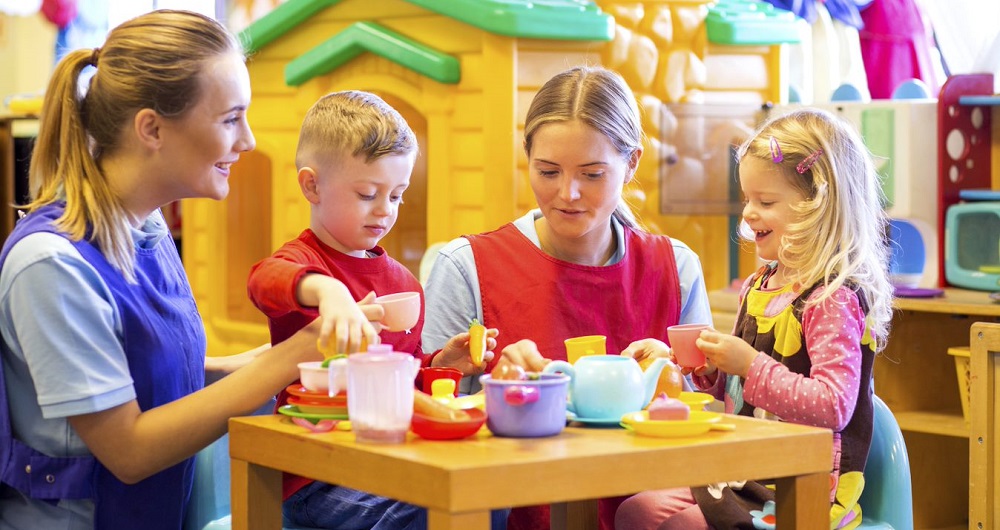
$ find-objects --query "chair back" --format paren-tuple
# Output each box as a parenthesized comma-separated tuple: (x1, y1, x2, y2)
(857, 394, 913, 529)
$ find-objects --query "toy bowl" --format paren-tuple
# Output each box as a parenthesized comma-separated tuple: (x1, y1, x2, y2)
(410, 408, 487, 440)
(298, 358, 347, 393)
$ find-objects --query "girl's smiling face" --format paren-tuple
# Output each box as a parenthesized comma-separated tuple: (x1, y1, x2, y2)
(739, 156, 807, 263)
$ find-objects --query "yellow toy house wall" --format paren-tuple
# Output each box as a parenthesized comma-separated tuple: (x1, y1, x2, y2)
(185, 0, 788, 355)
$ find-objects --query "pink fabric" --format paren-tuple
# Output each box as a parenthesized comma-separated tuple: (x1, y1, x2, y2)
(859, 0, 941, 99)
(615, 488, 709, 530)
(468, 222, 681, 372)
(41, 0, 78, 29)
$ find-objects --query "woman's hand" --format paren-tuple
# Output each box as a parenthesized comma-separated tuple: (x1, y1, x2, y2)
(695, 328, 758, 378)
(620, 338, 670, 364)
(432, 327, 498, 374)
(497, 339, 550, 373)
(204, 343, 270, 385)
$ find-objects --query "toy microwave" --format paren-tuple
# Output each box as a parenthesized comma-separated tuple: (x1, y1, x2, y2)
(945, 202, 1000, 291)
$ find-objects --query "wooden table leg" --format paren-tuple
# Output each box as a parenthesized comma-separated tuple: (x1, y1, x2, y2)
(427, 508, 490, 530)
(551, 499, 598, 530)
(230, 458, 282, 530)
(774, 472, 829, 529)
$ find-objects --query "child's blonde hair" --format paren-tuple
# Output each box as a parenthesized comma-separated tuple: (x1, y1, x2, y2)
(295, 91, 417, 170)
(737, 108, 893, 351)
(27, 10, 242, 282)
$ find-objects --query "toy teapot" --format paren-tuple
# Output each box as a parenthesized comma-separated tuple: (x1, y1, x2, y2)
(541, 355, 669, 420)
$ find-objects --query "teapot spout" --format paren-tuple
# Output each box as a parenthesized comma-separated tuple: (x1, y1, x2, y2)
(640, 357, 670, 408)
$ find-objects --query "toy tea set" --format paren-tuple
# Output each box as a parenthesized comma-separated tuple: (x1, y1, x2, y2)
(280, 301, 727, 441)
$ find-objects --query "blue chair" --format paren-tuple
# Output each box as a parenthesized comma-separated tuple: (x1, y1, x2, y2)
(183, 397, 323, 530)
(856, 394, 913, 529)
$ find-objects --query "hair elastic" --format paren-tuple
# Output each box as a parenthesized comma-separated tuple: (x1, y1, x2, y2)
(769, 136, 783, 163)
(91, 47, 101, 66)
(796, 149, 824, 174)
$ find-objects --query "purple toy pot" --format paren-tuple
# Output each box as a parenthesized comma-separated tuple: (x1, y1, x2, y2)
(480, 373, 569, 438)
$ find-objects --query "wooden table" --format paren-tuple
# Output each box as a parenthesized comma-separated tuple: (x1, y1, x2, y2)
(229, 414, 832, 530)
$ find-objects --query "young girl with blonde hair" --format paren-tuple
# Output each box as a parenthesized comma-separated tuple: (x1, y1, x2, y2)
(616, 108, 893, 530)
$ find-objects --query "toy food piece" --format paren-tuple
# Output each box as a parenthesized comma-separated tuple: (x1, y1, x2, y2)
(647, 392, 690, 421)
(468, 319, 486, 365)
(413, 390, 471, 422)
(639, 356, 685, 398)
(491, 364, 526, 381)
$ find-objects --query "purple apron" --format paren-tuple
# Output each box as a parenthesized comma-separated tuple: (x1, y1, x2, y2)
(0, 203, 206, 529)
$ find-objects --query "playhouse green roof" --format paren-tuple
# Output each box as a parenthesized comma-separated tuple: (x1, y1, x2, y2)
(239, 0, 613, 54)
(237, 0, 798, 87)
(238, 0, 613, 86)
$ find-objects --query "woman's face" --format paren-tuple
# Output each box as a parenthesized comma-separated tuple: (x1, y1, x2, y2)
(159, 52, 255, 202)
(528, 120, 633, 245)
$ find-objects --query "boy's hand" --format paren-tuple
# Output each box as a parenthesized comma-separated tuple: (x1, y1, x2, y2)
(695, 329, 757, 378)
(312, 282, 379, 355)
(356, 291, 385, 329)
(434, 328, 499, 374)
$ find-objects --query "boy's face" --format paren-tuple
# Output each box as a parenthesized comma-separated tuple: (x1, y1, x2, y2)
(306, 152, 415, 257)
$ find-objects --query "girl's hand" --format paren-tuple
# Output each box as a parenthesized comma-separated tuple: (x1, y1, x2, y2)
(620, 338, 670, 364)
(498, 339, 550, 373)
(433, 327, 498, 374)
(695, 329, 758, 378)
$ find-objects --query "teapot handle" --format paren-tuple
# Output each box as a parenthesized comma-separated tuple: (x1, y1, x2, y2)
(542, 360, 574, 377)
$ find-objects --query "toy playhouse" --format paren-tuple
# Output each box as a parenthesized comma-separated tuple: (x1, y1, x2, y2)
(179, 0, 803, 355)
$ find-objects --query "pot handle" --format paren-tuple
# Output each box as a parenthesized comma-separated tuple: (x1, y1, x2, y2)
(504, 385, 539, 406)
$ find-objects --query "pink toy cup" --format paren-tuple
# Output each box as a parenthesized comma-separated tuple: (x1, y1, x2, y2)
(375, 292, 421, 332)
(668, 323, 709, 368)
(420, 367, 463, 397)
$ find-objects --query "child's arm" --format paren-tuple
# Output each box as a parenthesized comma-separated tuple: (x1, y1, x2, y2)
(742, 287, 866, 430)
(298, 273, 380, 355)
(430, 328, 498, 374)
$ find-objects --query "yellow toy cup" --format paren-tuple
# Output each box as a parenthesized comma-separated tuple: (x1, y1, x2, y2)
(564, 335, 607, 364)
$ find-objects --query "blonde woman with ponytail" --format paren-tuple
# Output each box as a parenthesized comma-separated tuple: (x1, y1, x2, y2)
(0, 10, 369, 529)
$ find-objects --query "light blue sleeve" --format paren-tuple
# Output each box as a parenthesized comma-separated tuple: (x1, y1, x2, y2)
(0, 233, 135, 423)
(672, 239, 714, 328)
(422, 237, 482, 352)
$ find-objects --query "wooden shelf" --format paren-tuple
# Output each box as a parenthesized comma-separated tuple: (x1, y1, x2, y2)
(895, 288, 1000, 317)
(895, 410, 968, 438)
(712, 287, 1000, 318)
